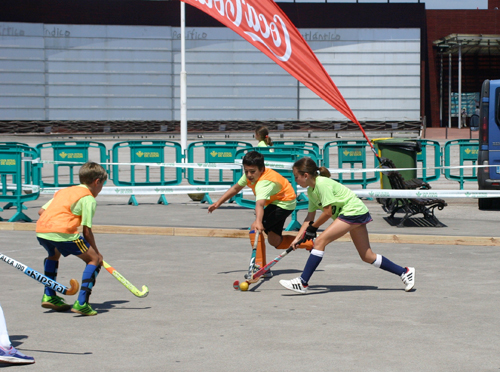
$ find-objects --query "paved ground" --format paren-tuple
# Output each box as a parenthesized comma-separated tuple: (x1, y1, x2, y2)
(1, 132, 499, 371)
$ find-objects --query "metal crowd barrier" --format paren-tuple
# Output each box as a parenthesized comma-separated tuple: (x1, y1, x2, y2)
(111, 140, 183, 205)
(186, 141, 252, 204)
(35, 141, 108, 187)
(444, 139, 479, 189)
(0, 143, 41, 222)
(323, 140, 379, 189)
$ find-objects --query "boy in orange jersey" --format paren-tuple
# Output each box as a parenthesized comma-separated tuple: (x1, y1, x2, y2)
(208, 151, 312, 277)
(36, 162, 106, 316)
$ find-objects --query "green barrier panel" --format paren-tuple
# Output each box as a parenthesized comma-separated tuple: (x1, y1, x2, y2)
(444, 139, 479, 189)
(0, 144, 41, 222)
(36, 141, 108, 188)
(111, 140, 182, 206)
(0, 142, 33, 186)
(273, 141, 321, 160)
(323, 140, 379, 189)
(232, 147, 319, 231)
(186, 141, 253, 204)
(416, 139, 441, 183)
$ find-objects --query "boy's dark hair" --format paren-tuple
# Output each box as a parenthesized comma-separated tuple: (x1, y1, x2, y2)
(242, 151, 265, 170)
(79, 162, 108, 185)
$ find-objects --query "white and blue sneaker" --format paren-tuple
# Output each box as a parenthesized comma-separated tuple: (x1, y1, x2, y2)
(279, 277, 308, 294)
(401, 267, 415, 292)
(0, 346, 35, 364)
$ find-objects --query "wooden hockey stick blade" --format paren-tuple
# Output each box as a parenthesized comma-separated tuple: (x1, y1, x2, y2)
(66, 278, 80, 296)
(246, 277, 261, 284)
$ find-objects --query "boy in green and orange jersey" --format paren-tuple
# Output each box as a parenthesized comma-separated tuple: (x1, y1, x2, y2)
(208, 151, 312, 277)
(36, 162, 107, 316)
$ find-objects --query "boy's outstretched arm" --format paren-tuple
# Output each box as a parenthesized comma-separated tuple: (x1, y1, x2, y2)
(208, 184, 244, 213)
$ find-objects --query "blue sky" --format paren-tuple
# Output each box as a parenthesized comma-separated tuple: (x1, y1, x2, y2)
(275, 0, 489, 9)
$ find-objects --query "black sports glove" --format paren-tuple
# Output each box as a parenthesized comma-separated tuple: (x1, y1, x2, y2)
(303, 221, 318, 242)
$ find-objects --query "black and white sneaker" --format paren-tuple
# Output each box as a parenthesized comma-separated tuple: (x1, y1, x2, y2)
(401, 267, 415, 292)
(279, 277, 308, 294)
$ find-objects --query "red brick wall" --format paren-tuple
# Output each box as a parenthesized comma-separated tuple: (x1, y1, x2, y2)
(426, 9, 500, 127)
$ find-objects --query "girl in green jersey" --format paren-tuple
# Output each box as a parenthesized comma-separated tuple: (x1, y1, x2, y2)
(279, 157, 415, 294)
(255, 125, 273, 148)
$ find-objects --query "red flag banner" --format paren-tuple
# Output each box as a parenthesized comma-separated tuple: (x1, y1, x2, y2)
(181, 0, 359, 124)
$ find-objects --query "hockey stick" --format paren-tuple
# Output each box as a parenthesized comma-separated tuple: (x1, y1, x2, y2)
(0, 253, 79, 295)
(247, 230, 259, 278)
(234, 237, 306, 290)
(102, 261, 149, 298)
(247, 238, 305, 284)
(233, 230, 260, 290)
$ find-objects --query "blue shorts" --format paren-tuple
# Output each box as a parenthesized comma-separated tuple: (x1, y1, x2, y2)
(37, 236, 91, 257)
(337, 212, 373, 225)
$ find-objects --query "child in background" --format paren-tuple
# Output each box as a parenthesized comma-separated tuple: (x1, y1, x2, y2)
(255, 126, 273, 148)
(279, 157, 415, 294)
(208, 151, 312, 277)
(36, 162, 107, 316)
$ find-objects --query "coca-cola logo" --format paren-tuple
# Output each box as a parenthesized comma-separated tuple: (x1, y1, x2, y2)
(191, 0, 292, 62)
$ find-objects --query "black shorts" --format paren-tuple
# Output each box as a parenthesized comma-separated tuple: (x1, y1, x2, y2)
(337, 212, 373, 225)
(262, 204, 293, 236)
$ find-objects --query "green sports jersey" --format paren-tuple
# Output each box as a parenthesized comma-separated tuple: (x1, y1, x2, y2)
(36, 185, 97, 242)
(257, 141, 274, 152)
(238, 174, 296, 210)
(307, 176, 368, 219)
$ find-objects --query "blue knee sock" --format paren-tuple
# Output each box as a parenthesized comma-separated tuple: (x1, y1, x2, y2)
(372, 254, 406, 276)
(44, 259, 58, 296)
(78, 264, 99, 304)
(300, 249, 324, 285)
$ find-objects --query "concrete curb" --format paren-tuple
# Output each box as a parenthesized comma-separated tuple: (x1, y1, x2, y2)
(2, 222, 499, 246)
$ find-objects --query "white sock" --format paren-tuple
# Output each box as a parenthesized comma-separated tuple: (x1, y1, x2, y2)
(310, 249, 324, 258)
(371, 254, 382, 268)
(0, 304, 12, 349)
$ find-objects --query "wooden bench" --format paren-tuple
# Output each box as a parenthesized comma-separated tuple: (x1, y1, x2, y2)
(381, 158, 447, 227)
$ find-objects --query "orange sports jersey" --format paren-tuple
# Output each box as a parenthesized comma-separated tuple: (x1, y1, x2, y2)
(246, 168, 296, 206)
(36, 186, 93, 234)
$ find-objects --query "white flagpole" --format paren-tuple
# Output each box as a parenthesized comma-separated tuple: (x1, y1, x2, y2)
(180, 2, 187, 157)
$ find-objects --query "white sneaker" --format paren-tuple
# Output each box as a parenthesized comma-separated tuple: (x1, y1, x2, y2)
(279, 277, 308, 294)
(0, 346, 35, 364)
(401, 267, 415, 292)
